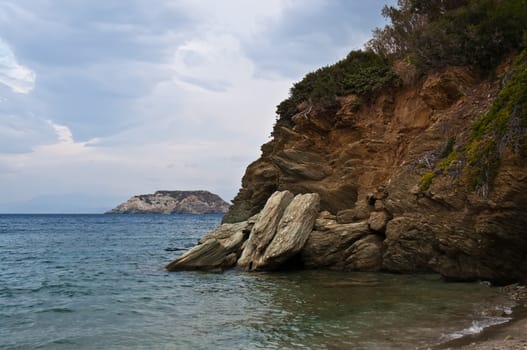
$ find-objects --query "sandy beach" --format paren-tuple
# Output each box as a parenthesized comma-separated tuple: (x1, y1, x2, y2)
(436, 285, 527, 350)
(440, 318, 527, 350)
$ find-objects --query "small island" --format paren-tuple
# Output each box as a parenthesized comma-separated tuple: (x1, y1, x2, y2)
(106, 190, 230, 214)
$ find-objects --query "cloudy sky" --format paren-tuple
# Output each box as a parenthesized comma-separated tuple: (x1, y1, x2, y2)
(0, 0, 394, 213)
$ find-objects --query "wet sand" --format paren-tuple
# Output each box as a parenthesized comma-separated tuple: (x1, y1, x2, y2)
(435, 285, 527, 350)
(437, 315, 527, 349)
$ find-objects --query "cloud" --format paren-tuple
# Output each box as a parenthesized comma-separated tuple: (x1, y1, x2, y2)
(0, 0, 395, 212)
(47, 120, 74, 144)
(0, 110, 55, 154)
(0, 37, 35, 93)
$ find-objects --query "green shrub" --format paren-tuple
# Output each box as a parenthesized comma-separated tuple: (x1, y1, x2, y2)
(276, 50, 399, 122)
(439, 137, 456, 159)
(464, 49, 527, 195)
(437, 150, 461, 170)
(419, 171, 435, 191)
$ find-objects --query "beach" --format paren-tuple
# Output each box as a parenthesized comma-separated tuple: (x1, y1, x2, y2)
(442, 318, 527, 350)
(437, 285, 527, 350)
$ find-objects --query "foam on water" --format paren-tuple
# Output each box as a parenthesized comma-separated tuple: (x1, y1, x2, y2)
(441, 303, 515, 342)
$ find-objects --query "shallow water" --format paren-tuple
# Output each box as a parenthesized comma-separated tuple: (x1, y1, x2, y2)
(0, 214, 514, 349)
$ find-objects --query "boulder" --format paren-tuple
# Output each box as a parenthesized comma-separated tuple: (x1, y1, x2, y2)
(367, 210, 391, 233)
(255, 193, 320, 269)
(165, 221, 250, 271)
(165, 239, 238, 271)
(344, 235, 384, 271)
(336, 203, 371, 224)
(237, 191, 294, 270)
(301, 221, 370, 269)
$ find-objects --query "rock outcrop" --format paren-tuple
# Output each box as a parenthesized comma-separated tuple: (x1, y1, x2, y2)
(261, 193, 320, 268)
(217, 55, 527, 284)
(165, 191, 391, 273)
(301, 214, 383, 271)
(236, 191, 295, 270)
(106, 190, 230, 214)
(165, 219, 254, 271)
(167, 191, 323, 272)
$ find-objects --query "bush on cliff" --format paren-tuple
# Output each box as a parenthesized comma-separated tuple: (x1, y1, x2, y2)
(464, 49, 527, 197)
(275, 0, 527, 125)
(367, 0, 527, 72)
(275, 50, 399, 123)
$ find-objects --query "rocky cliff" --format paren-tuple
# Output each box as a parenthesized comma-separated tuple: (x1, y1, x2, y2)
(166, 1, 527, 284)
(107, 190, 230, 214)
(215, 52, 527, 284)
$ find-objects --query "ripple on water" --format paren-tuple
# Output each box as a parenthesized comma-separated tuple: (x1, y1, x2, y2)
(35, 307, 75, 314)
(0, 214, 515, 350)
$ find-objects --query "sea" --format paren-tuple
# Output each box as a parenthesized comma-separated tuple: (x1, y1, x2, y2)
(0, 214, 516, 350)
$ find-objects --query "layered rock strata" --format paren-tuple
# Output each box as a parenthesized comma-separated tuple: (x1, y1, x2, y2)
(218, 58, 527, 284)
(165, 219, 254, 271)
(166, 191, 385, 273)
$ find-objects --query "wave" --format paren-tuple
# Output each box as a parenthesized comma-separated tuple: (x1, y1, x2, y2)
(441, 304, 514, 342)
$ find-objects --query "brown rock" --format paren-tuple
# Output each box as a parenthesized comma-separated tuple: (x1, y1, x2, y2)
(223, 52, 527, 284)
(368, 210, 391, 233)
(374, 200, 385, 211)
(314, 211, 337, 229)
(344, 235, 384, 271)
(336, 204, 370, 224)
(419, 66, 477, 110)
(301, 221, 370, 269)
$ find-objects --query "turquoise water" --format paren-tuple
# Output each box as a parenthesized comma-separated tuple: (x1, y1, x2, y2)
(0, 214, 514, 349)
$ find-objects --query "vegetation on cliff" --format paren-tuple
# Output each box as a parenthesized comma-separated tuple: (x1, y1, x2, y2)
(464, 49, 527, 196)
(418, 48, 527, 196)
(368, 0, 527, 71)
(275, 0, 527, 126)
(275, 0, 527, 197)
(276, 51, 399, 123)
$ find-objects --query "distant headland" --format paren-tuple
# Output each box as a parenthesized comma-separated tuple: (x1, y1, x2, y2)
(106, 190, 230, 214)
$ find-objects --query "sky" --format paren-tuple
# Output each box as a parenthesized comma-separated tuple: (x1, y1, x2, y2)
(0, 0, 394, 213)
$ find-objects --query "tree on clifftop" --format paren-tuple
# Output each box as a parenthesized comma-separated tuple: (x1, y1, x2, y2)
(367, 0, 527, 71)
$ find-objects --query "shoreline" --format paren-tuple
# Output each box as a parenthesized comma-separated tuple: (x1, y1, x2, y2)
(434, 285, 527, 350)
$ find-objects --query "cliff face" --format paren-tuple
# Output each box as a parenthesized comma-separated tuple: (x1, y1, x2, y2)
(107, 190, 230, 214)
(223, 56, 527, 284)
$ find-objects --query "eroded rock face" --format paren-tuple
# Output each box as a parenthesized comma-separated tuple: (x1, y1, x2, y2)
(167, 192, 321, 272)
(221, 60, 527, 284)
(345, 235, 384, 271)
(301, 220, 370, 269)
(301, 214, 383, 271)
(368, 211, 391, 233)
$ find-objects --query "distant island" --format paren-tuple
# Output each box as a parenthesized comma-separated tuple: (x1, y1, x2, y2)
(106, 190, 230, 214)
